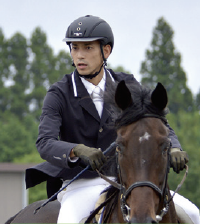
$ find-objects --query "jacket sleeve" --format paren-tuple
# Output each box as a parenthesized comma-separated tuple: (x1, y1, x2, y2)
(166, 123, 182, 150)
(36, 86, 79, 168)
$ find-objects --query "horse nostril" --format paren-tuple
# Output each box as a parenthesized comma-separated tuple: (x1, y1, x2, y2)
(146, 217, 158, 223)
(130, 217, 158, 223)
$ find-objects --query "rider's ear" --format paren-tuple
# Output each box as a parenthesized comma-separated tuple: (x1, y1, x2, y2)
(151, 82, 168, 110)
(115, 80, 133, 110)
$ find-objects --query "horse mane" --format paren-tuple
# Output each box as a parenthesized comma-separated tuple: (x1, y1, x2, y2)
(104, 79, 169, 130)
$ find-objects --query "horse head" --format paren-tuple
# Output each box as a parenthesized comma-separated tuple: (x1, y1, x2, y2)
(113, 81, 173, 223)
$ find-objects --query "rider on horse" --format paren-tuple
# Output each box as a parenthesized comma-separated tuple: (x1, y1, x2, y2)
(26, 15, 199, 223)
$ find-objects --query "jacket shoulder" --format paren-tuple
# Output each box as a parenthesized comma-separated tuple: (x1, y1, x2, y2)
(54, 73, 72, 87)
(107, 68, 138, 83)
(48, 73, 73, 93)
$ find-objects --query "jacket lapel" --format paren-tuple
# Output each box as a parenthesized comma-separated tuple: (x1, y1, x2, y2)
(73, 71, 100, 122)
(72, 69, 115, 125)
(100, 70, 115, 126)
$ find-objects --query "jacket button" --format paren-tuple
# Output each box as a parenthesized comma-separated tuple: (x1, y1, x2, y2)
(99, 128, 103, 132)
(63, 154, 67, 158)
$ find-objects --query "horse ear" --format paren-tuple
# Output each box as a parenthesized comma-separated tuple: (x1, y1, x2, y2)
(151, 82, 168, 110)
(115, 80, 133, 110)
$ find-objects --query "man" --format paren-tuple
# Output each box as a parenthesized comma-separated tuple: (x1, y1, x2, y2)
(26, 15, 199, 223)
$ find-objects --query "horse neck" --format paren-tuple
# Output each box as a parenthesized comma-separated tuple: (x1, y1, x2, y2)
(161, 189, 179, 223)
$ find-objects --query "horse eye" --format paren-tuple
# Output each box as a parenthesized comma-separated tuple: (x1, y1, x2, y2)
(116, 145, 121, 152)
(162, 142, 171, 154)
(164, 146, 168, 152)
(116, 143, 124, 153)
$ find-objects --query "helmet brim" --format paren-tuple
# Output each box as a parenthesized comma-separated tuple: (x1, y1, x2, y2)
(63, 37, 104, 43)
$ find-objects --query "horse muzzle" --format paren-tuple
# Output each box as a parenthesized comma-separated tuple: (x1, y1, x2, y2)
(130, 216, 158, 223)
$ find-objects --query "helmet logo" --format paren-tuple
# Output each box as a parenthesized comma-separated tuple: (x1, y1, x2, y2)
(77, 27, 81, 31)
(73, 32, 83, 37)
(78, 22, 82, 25)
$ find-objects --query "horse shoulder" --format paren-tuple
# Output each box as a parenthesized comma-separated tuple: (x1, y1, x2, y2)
(8, 199, 60, 223)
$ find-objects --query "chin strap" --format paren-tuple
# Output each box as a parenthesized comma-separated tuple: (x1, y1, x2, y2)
(77, 62, 105, 80)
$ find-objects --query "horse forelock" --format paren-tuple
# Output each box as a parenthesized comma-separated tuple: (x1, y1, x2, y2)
(105, 80, 169, 130)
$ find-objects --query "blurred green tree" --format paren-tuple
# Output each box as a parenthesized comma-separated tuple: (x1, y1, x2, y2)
(140, 17, 194, 114)
(27, 27, 74, 120)
(194, 90, 200, 111)
(167, 111, 200, 208)
(0, 112, 38, 162)
(0, 27, 74, 163)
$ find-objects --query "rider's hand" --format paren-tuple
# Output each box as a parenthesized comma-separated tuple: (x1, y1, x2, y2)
(73, 144, 107, 170)
(170, 148, 189, 173)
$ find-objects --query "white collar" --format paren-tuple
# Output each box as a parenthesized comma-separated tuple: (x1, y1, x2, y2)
(71, 69, 114, 97)
(80, 70, 106, 96)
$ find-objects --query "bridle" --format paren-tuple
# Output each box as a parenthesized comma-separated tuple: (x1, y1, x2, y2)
(115, 114, 170, 222)
(97, 114, 188, 223)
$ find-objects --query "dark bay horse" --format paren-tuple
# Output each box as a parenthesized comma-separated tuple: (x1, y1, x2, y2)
(85, 80, 180, 223)
(6, 81, 182, 223)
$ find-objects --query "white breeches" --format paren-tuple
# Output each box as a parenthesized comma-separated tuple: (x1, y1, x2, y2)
(57, 178, 200, 224)
(57, 177, 113, 223)
(171, 190, 200, 224)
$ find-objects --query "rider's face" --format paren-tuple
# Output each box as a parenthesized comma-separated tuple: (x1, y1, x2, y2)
(71, 41, 110, 76)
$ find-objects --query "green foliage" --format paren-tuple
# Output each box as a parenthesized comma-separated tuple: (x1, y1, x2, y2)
(4, 33, 29, 117)
(0, 112, 38, 162)
(28, 182, 47, 204)
(194, 90, 200, 111)
(140, 17, 194, 114)
(0, 27, 74, 121)
(14, 150, 44, 164)
(109, 64, 131, 74)
(167, 111, 200, 208)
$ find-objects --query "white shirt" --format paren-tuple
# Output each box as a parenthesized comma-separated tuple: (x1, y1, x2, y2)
(80, 70, 106, 118)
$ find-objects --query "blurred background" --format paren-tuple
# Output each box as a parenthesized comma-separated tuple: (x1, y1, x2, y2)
(0, 0, 199, 222)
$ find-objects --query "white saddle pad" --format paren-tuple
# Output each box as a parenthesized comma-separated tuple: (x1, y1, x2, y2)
(175, 203, 194, 224)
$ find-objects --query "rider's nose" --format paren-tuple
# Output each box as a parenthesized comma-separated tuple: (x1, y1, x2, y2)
(77, 49, 85, 59)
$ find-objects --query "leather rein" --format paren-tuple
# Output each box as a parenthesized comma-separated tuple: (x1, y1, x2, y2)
(96, 114, 188, 223)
